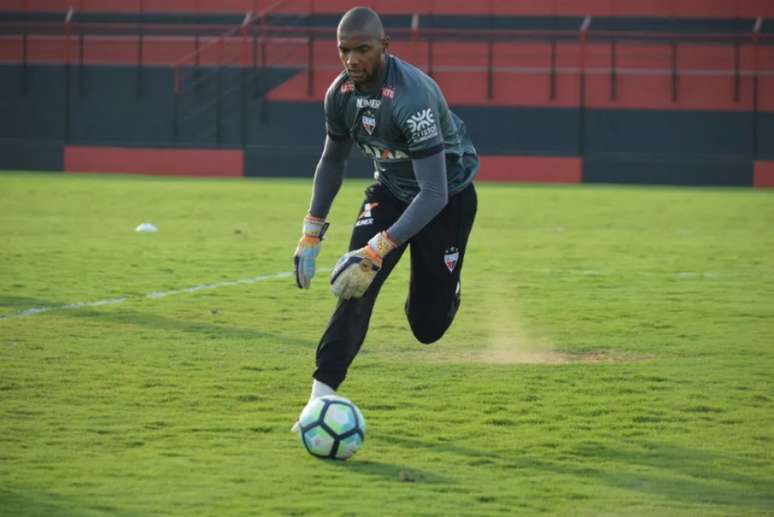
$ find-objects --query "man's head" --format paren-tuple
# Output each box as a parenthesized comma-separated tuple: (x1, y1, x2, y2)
(336, 7, 389, 89)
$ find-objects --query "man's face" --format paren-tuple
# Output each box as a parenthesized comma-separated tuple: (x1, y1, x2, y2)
(337, 31, 387, 88)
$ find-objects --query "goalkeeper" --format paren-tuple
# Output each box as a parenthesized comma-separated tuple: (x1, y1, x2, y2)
(293, 6, 478, 409)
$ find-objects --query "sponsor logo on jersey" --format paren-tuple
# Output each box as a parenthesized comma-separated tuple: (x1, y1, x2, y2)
(362, 113, 376, 135)
(340, 81, 354, 93)
(444, 247, 460, 273)
(407, 108, 439, 143)
(356, 98, 381, 109)
(381, 86, 395, 99)
(357, 143, 409, 161)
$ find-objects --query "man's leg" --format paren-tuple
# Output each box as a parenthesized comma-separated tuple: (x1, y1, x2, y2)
(314, 184, 407, 390)
(405, 184, 477, 344)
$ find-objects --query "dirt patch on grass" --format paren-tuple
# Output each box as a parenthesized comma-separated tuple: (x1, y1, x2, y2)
(415, 346, 654, 365)
(471, 347, 652, 365)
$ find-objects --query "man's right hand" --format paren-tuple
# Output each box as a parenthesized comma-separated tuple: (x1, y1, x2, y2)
(293, 214, 329, 289)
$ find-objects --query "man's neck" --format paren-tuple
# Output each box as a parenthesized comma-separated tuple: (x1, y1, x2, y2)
(355, 54, 388, 94)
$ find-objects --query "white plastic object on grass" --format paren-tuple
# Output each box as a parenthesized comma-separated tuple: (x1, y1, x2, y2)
(136, 223, 158, 233)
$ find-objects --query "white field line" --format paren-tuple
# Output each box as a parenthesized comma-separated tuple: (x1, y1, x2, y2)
(0, 268, 764, 322)
(0, 270, 297, 322)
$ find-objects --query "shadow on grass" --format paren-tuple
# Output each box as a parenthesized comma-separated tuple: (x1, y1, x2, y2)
(0, 295, 55, 309)
(372, 432, 501, 457)
(70, 308, 310, 348)
(0, 294, 308, 348)
(566, 442, 774, 509)
(373, 433, 774, 510)
(326, 457, 453, 485)
(0, 489, 139, 517)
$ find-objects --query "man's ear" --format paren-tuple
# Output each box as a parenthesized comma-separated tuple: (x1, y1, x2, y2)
(382, 36, 390, 53)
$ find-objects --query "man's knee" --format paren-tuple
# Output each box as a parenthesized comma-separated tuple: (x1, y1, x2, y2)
(411, 324, 448, 344)
(409, 320, 451, 345)
(406, 303, 458, 344)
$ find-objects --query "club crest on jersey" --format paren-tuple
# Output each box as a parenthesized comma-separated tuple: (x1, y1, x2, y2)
(444, 247, 460, 273)
(362, 112, 376, 135)
(381, 86, 395, 99)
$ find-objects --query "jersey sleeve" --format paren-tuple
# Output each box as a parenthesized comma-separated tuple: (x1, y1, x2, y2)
(324, 79, 350, 141)
(393, 91, 444, 159)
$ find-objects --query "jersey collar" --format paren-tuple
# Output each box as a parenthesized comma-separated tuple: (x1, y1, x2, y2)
(354, 54, 393, 96)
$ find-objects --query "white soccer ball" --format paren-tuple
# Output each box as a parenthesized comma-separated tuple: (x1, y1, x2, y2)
(298, 395, 366, 460)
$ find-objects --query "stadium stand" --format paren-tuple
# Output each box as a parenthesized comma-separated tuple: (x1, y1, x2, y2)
(3, 0, 774, 16)
(1, 1, 772, 185)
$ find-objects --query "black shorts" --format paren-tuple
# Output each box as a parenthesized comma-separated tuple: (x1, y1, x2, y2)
(314, 182, 477, 389)
(350, 182, 477, 342)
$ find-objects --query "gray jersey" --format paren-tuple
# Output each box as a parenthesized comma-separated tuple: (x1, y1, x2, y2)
(324, 54, 478, 203)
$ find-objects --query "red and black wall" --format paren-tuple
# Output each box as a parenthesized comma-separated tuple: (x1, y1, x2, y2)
(2, 61, 772, 187)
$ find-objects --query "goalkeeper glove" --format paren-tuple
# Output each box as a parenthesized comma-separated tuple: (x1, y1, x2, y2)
(330, 231, 397, 299)
(293, 214, 329, 289)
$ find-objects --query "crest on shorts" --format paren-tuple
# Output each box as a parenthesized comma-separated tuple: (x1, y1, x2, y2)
(444, 247, 459, 273)
(362, 112, 376, 135)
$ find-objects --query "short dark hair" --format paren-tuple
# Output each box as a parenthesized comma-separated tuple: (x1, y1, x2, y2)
(337, 7, 384, 39)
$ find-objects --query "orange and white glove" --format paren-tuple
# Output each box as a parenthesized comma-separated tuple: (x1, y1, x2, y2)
(293, 214, 329, 289)
(330, 231, 397, 299)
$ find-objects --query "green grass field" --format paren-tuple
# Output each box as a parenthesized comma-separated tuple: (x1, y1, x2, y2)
(1, 171, 773, 516)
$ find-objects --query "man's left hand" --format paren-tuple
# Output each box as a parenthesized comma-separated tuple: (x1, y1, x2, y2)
(330, 232, 397, 299)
